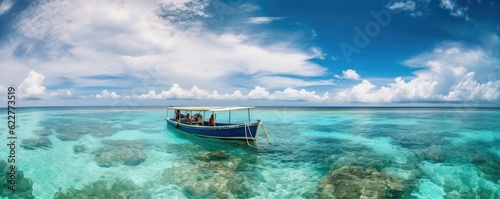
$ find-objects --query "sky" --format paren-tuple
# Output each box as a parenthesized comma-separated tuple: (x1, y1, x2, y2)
(0, 0, 499, 107)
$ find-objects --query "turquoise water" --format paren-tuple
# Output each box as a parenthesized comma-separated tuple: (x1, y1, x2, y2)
(1, 107, 500, 198)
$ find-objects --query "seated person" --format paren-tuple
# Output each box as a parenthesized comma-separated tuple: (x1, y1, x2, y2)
(208, 114, 216, 126)
(191, 113, 203, 125)
(181, 113, 191, 124)
(174, 110, 185, 121)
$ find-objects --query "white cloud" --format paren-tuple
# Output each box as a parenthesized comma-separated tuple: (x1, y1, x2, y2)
(335, 80, 378, 102)
(17, 71, 47, 99)
(388, 1, 416, 11)
(335, 69, 361, 80)
(95, 90, 120, 99)
(128, 84, 329, 102)
(219, 33, 248, 45)
(442, 72, 500, 101)
(387, 0, 429, 17)
(247, 17, 284, 24)
(335, 43, 500, 103)
(16, 71, 74, 99)
(0, 0, 14, 16)
(132, 84, 244, 100)
(0, 85, 6, 93)
(440, 0, 454, 10)
(0, 0, 327, 95)
(271, 87, 329, 102)
(439, 0, 468, 18)
(48, 88, 74, 99)
(247, 86, 269, 99)
(244, 86, 330, 102)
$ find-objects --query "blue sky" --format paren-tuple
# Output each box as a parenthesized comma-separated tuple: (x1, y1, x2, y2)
(0, 0, 499, 107)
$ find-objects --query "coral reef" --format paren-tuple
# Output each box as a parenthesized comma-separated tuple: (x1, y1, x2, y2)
(39, 119, 120, 141)
(193, 150, 230, 161)
(92, 146, 147, 167)
(32, 129, 52, 136)
(315, 166, 404, 199)
(56, 133, 81, 141)
(470, 151, 500, 183)
(73, 145, 87, 153)
(53, 179, 151, 199)
(162, 151, 255, 198)
(330, 151, 388, 171)
(0, 161, 34, 199)
(21, 137, 52, 150)
(101, 139, 147, 150)
(422, 146, 446, 162)
(91, 139, 153, 167)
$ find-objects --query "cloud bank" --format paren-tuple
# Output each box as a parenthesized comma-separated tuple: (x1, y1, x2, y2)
(13, 71, 74, 100)
(0, 0, 328, 96)
(335, 43, 500, 103)
(3, 42, 498, 105)
(103, 84, 330, 102)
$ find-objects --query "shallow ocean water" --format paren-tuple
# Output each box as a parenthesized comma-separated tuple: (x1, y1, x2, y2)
(1, 107, 499, 198)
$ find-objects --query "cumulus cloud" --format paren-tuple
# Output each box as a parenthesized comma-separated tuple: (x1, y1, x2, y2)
(247, 17, 284, 24)
(335, 69, 361, 80)
(335, 43, 500, 103)
(125, 84, 329, 102)
(248, 86, 330, 102)
(17, 71, 47, 99)
(131, 84, 244, 100)
(270, 87, 329, 102)
(335, 80, 378, 102)
(95, 90, 120, 99)
(17, 71, 74, 99)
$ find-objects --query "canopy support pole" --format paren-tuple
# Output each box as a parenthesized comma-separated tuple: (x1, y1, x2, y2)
(247, 108, 251, 123)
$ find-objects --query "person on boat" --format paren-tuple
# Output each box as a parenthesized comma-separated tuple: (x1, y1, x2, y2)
(192, 113, 203, 125)
(208, 114, 216, 126)
(174, 110, 184, 121)
(182, 113, 191, 124)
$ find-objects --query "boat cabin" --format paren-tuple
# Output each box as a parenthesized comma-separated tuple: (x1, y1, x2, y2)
(166, 106, 254, 126)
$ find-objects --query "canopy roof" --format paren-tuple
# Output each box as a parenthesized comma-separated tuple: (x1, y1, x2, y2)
(167, 106, 254, 112)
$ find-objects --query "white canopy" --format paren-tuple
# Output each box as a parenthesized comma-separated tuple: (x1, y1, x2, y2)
(167, 106, 254, 112)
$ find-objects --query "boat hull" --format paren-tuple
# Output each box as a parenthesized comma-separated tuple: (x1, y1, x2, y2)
(165, 118, 259, 141)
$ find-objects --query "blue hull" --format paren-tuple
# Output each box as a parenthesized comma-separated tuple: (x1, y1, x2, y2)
(165, 118, 259, 141)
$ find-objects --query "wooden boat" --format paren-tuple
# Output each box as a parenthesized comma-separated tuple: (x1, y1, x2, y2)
(165, 106, 269, 142)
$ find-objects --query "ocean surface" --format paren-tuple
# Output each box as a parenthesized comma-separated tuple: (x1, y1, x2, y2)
(1, 106, 500, 198)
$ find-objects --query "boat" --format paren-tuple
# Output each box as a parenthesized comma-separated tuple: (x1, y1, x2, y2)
(164, 106, 269, 143)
